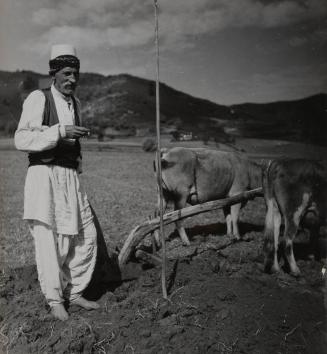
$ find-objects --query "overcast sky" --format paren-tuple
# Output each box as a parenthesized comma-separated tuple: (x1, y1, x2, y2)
(0, 0, 326, 105)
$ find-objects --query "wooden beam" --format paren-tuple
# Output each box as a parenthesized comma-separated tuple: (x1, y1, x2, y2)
(118, 187, 263, 266)
(135, 250, 162, 266)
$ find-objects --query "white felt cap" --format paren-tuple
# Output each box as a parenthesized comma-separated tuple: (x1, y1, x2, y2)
(50, 44, 77, 60)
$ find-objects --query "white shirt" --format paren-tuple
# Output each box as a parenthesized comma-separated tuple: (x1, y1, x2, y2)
(14, 85, 92, 234)
(15, 85, 81, 151)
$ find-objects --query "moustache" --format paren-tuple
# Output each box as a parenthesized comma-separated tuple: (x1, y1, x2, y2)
(64, 83, 76, 89)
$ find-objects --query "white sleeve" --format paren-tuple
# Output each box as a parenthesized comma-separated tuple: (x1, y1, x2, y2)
(14, 90, 62, 152)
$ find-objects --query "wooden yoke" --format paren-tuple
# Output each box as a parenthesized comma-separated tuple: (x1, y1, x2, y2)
(118, 187, 263, 267)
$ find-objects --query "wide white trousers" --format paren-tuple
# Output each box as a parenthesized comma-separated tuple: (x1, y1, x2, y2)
(29, 220, 97, 307)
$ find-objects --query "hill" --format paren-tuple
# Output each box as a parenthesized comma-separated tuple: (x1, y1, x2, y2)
(0, 70, 326, 145)
(230, 94, 327, 145)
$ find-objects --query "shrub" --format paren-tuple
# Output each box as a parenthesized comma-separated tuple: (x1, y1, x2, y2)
(142, 138, 157, 152)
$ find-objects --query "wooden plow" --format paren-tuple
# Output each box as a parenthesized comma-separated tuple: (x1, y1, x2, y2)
(118, 187, 263, 267)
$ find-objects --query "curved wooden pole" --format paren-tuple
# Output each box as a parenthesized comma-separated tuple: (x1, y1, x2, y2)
(118, 187, 263, 266)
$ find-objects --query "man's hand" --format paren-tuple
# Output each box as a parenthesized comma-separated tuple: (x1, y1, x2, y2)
(64, 125, 90, 139)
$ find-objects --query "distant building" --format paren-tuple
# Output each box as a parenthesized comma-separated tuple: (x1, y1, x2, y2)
(180, 132, 193, 141)
(171, 131, 195, 141)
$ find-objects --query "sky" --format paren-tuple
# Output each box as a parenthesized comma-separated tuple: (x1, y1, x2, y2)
(0, 0, 326, 105)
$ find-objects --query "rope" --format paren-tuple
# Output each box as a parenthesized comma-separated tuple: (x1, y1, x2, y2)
(154, 0, 167, 299)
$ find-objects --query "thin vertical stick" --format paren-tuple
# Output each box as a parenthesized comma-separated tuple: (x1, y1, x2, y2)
(154, 0, 167, 299)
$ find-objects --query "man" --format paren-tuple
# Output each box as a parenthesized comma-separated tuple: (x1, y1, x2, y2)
(14, 44, 100, 321)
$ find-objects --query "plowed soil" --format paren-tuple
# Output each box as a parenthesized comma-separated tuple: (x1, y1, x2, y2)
(1, 146, 326, 353)
(1, 222, 326, 354)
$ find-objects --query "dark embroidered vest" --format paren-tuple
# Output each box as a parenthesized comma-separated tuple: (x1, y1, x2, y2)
(28, 88, 81, 170)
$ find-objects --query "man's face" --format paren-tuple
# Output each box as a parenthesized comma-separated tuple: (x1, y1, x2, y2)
(54, 67, 79, 96)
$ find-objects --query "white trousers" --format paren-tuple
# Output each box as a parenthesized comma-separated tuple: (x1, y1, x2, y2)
(29, 220, 97, 306)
